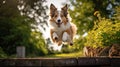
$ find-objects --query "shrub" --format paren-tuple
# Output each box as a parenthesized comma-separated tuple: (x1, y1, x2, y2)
(0, 47, 7, 58)
(85, 16, 120, 48)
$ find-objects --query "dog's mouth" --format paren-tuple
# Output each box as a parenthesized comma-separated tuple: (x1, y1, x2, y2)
(57, 22, 62, 27)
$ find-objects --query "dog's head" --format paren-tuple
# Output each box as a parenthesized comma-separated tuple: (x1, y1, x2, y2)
(50, 4, 68, 27)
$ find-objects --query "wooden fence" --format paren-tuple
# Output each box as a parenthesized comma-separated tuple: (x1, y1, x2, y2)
(0, 57, 120, 67)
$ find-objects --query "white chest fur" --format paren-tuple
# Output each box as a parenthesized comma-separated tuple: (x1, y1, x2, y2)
(49, 22, 71, 36)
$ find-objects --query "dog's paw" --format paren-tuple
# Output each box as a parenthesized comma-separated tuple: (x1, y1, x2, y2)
(54, 37, 58, 40)
(53, 32, 58, 40)
(70, 42, 73, 46)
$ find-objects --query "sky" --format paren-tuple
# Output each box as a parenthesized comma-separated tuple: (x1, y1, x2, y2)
(46, 0, 68, 9)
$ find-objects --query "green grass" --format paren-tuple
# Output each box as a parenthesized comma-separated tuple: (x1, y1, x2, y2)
(1, 51, 84, 58)
(44, 51, 83, 58)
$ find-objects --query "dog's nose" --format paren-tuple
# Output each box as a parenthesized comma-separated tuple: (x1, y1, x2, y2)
(57, 19, 61, 23)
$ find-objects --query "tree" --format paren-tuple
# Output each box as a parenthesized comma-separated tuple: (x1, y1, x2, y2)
(68, 0, 120, 51)
(69, 0, 94, 36)
(0, 0, 48, 57)
(18, 0, 48, 34)
(69, 0, 120, 36)
(85, 9, 120, 48)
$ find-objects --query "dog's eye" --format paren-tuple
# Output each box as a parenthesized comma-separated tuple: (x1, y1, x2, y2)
(54, 15, 57, 17)
(61, 15, 64, 17)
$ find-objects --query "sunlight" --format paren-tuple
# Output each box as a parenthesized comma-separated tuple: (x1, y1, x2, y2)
(3, 0, 6, 4)
(82, 33, 88, 37)
(46, 0, 68, 8)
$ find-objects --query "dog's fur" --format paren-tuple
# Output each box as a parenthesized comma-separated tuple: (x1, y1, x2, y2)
(49, 4, 77, 46)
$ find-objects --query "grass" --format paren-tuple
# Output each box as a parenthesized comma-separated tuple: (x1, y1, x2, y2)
(44, 51, 83, 58)
(2, 51, 83, 58)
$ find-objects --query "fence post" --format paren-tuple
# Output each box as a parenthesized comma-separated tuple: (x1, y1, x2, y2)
(16, 46, 25, 58)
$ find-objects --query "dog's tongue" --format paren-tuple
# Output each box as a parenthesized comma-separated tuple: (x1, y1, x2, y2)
(57, 23, 61, 27)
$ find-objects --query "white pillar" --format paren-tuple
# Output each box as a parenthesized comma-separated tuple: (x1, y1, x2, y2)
(16, 46, 25, 58)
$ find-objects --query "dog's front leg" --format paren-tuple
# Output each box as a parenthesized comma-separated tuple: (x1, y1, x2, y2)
(50, 29, 58, 42)
(53, 32, 58, 40)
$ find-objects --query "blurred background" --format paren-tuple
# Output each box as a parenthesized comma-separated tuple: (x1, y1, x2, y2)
(0, 0, 120, 58)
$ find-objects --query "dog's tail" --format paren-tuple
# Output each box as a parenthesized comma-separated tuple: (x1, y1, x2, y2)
(70, 23, 77, 39)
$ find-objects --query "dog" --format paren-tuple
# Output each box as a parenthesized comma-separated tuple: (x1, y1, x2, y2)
(49, 4, 77, 46)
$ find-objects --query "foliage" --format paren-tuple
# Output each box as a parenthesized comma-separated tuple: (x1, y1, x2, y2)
(0, 16, 30, 55)
(18, 0, 48, 31)
(0, 47, 7, 58)
(113, 6, 120, 22)
(69, 0, 120, 52)
(69, 0, 118, 36)
(0, 0, 48, 57)
(29, 31, 48, 56)
(69, 0, 95, 35)
(73, 37, 86, 50)
(68, 0, 110, 52)
(85, 11, 120, 48)
(61, 37, 86, 53)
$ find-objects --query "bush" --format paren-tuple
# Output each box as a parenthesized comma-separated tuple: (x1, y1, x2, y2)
(29, 31, 48, 56)
(0, 47, 7, 58)
(85, 17, 120, 48)
(0, 16, 48, 57)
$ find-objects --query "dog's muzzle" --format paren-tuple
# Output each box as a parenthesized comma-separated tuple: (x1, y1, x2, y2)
(56, 22, 62, 27)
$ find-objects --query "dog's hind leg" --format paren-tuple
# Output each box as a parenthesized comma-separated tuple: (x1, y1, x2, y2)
(62, 31, 73, 46)
(62, 28, 74, 46)
(62, 32, 68, 42)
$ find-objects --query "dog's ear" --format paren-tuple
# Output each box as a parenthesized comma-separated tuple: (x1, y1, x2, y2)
(62, 4, 68, 11)
(50, 4, 57, 17)
(50, 4, 56, 10)
(61, 4, 68, 17)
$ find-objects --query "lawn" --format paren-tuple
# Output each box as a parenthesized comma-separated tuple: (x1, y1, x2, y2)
(45, 51, 83, 58)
